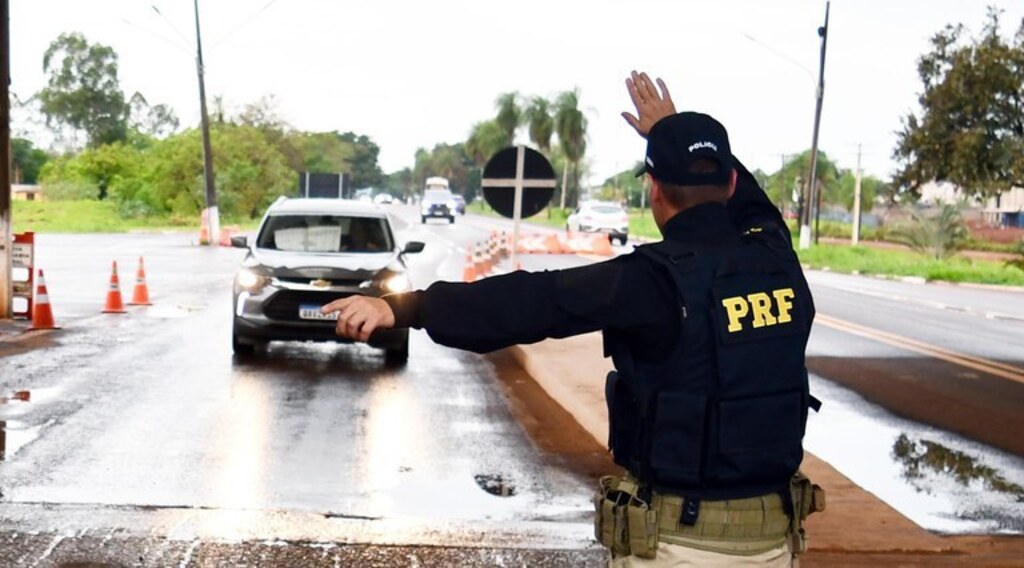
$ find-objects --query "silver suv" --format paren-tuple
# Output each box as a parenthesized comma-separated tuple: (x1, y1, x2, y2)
(230, 197, 424, 363)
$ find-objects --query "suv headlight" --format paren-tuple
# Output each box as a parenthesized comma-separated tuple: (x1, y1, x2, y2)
(236, 268, 269, 291)
(382, 273, 411, 293)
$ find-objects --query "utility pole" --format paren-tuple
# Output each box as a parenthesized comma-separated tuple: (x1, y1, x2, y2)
(1, 0, 12, 318)
(799, 0, 830, 250)
(193, 0, 218, 246)
(852, 143, 862, 246)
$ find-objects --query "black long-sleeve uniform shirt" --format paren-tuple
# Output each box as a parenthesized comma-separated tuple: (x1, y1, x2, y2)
(384, 163, 798, 357)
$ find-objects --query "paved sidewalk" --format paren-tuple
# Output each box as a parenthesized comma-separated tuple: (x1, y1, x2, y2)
(509, 333, 1024, 566)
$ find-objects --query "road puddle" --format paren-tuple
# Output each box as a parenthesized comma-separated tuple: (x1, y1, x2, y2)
(474, 474, 517, 497)
(805, 374, 1024, 533)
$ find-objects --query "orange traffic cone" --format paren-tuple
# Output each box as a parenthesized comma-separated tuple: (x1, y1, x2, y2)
(30, 269, 61, 330)
(592, 234, 615, 257)
(103, 261, 127, 314)
(198, 211, 210, 245)
(462, 246, 477, 282)
(129, 256, 152, 305)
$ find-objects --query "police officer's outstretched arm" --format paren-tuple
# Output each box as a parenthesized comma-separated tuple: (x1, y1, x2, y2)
(321, 296, 395, 342)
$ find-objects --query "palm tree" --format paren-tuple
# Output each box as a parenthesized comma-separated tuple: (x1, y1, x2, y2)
(465, 120, 507, 166)
(554, 89, 587, 209)
(524, 96, 554, 155)
(494, 92, 522, 147)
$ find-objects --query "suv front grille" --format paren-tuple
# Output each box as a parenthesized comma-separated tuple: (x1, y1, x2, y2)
(264, 290, 356, 321)
(274, 276, 365, 286)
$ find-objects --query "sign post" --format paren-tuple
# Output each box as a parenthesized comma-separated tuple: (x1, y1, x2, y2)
(481, 146, 556, 269)
(11, 231, 33, 319)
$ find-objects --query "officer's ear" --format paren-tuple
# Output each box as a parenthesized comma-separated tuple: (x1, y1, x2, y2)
(727, 168, 738, 199)
(649, 175, 663, 204)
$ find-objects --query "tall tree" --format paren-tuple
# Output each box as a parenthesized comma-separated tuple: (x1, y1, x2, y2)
(128, 92, 179, 139)
(38, 32, 129, 148)
(767, 150, 840, 217)
(11, 138, 50, 184)
(465, 120, 507, 165)
(524, 96, 554, 155)
(893, 9, 1024, 201)
(336, 132, 384, 189)
(494, 92, 522, 146)
(554, 89, 587, 208)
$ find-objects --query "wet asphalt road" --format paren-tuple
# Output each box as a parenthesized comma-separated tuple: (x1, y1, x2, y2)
(1, 205, 1023, 565)
(0, 208, 617, 567)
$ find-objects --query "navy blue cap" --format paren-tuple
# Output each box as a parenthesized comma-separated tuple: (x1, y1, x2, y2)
(636, 112, 734, 186)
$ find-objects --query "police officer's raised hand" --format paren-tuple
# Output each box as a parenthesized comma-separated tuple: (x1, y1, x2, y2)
(622, 70, 677, 138)
(321, 296, 396, 342)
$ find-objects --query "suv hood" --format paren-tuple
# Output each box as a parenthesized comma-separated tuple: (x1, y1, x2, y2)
(248, 248, 400, 278)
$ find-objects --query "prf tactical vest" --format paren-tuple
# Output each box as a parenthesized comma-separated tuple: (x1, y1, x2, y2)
(604, 231, 817, 500)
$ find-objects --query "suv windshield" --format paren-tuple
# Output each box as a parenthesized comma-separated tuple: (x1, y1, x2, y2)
(256, 214, 393, 253)
(423, 189, 453, 204)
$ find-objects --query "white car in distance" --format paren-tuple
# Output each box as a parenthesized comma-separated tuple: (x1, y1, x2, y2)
(566, 201, 630, 245)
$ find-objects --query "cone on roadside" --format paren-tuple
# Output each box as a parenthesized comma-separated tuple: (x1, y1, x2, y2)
(103, 261, 127, 314)
(462, 246, 477, 282)
(592, 234, 615, 256)
(128, 256, 152, 305)
(30, 269, 61, 330)
(198, 210, 210, 245)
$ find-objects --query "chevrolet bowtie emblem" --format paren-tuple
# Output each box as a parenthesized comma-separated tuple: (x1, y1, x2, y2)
(310, 279, 330, 288)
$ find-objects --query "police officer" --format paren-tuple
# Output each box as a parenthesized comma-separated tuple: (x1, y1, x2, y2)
(322, 71, 821, 566)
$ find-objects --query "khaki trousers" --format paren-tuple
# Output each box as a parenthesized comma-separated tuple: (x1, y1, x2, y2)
(610, 541, 793, 567)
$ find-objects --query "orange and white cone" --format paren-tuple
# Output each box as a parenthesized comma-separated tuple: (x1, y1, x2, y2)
(103, 261, 127, 314)
(128, 256, 152, 305)
(30, 269, 61, 330)
(462, 246, 477, 282)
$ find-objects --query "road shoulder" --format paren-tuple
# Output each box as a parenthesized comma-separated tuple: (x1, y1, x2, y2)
(507, 333, 1024, 564)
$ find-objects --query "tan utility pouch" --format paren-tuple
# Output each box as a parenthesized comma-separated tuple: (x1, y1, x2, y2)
(788, 471, 826, 555)
(594, 476, 658, 558)
(626, 495, 659, 558)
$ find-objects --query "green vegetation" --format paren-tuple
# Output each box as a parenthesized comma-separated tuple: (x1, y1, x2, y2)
(11, 200, 259, 234)
(796, 243, 1024, 286)
(894, 9, 1024, 201)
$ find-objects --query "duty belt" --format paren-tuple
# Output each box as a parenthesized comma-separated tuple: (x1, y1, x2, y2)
(594, 475, 821, 558)
(651, 490, 790, 555)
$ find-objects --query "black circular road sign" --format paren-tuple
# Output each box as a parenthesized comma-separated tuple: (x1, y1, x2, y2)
(481, 146, 556, 219)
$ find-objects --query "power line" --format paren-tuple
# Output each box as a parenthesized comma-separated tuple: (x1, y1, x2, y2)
(738, 32, 815, 83)
(149, 4, 193, 49)
(211, 0, 282, 49)
(120, 17, 191, 54)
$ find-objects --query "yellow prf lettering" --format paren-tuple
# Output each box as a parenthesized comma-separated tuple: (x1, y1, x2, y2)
(721, 288, 798, 333)
(773, 288, 795, 323)
(721, 297, 749, 332)
(748, 292, 776, 328)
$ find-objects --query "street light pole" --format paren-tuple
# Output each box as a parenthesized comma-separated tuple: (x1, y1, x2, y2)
(0, 0, 12, 318)
(193, 0, 218, 245)
(799, 0, 830, 250)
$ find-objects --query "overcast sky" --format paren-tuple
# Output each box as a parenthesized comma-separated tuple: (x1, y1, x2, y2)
(9, 0, 1024, 186)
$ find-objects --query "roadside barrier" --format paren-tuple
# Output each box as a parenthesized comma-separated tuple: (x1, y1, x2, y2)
(218, 225, 241, 247)
(102, 261, 127, 314)
(29, 269, 60, 330)
(513, 232, 617, 257)
(128, 256, 153, 306)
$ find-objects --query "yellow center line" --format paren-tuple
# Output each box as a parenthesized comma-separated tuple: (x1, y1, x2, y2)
(815, 313, 1024, 385)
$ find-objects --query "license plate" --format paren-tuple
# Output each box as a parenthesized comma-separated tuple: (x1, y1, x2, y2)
(299, 304, 338, 321)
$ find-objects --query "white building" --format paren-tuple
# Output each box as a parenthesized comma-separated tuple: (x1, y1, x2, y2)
(918, 181, 1023, 228)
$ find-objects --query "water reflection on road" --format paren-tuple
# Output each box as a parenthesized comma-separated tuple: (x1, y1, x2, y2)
(805, 375, 1024, 533)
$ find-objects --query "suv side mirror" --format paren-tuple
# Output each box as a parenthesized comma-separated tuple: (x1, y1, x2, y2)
(230, 235, 249, 249)
(401, 241, 425, 255)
